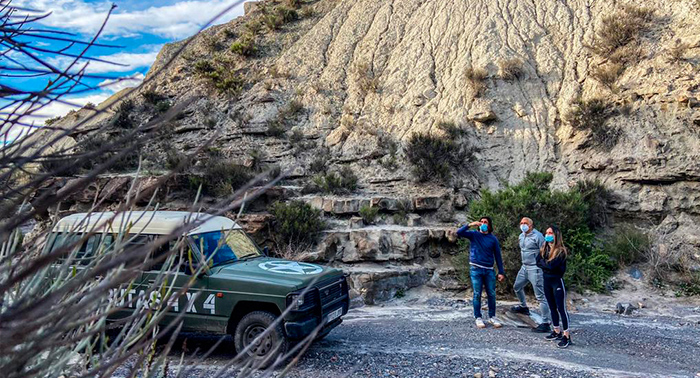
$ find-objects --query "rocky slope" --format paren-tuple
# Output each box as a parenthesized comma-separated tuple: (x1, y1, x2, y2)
(46, 0, 700, 303)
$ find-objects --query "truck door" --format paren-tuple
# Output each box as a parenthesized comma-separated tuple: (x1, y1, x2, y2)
(139, 237, 211, 332)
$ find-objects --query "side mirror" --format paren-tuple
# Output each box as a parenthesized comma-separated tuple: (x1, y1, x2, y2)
(262, 246, 269, 256)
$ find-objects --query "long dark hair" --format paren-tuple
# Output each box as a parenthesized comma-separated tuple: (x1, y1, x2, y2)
(479, 216, 494, 233)
(540, 225, 568, 261)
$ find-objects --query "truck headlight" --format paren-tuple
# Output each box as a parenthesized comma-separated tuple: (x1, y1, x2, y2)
(288, 294, 304, 308)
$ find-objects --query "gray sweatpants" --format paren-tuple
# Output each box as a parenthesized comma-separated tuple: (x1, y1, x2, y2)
(513, 265, 551, 324)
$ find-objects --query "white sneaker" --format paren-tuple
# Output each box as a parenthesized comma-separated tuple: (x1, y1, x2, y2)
(487, 317, 503, 328)
(475, 318, 486, 328)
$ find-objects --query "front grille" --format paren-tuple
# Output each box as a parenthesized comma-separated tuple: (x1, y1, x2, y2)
(317, 276, 346, 306)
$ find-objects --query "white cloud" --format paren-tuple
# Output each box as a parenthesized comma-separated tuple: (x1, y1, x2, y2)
(99, 73, 145, 93)
(87, 51, 160, 73)
(15, 0, 249, 39)
(47, 50, 160, 74)
(1, 91, 112, 143)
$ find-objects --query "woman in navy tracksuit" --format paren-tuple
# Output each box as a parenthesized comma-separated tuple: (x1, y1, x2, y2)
(536, 226, 571, 348)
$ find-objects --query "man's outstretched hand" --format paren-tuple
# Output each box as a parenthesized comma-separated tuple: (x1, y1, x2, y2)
(497, 274, 505, 282)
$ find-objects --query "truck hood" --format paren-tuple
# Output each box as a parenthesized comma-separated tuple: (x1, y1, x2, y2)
(211, 257, 342, 290)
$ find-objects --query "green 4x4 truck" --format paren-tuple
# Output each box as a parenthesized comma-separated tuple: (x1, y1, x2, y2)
(47, 211, 349, 367)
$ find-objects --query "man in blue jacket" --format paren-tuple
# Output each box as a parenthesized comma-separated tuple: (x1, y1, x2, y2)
(457, 217, 505, 329)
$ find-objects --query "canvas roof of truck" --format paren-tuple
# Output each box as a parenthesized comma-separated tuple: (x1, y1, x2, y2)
(52, 211, 241, 235)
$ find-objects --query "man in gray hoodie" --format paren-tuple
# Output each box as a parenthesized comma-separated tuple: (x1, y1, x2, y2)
(511, 217, 551, 333)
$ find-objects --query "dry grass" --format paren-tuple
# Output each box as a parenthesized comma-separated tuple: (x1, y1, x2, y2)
(668, 40, 690, 63)
(566, 98, 620, 150)
(591, 63, 624, 91)
(230, 34, 257, 57)
(592, 5, 654, 63)
(355, 63, 380, 94)
(498, 58, 524, 81)
(465, 67, 488, 97)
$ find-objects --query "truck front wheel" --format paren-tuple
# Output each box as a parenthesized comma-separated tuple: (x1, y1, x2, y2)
(233, 311, 288, 369)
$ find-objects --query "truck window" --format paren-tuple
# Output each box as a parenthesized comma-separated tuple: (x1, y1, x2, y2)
(50, 232, 94, 265)
(146, 238, 185, 272)
(189, 230, 261, 266)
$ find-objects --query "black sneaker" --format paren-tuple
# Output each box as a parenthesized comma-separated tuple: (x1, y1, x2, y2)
(545, 331, 562, 341)
(532, 323, 551, 333)
(511, 305, 530, 315)
(557, 335, 571, 348)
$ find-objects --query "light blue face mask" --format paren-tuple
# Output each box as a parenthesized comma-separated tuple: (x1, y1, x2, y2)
(480, 223, 489, 232)
(520, 224, 529, 233)
(545, 235, 555, 243)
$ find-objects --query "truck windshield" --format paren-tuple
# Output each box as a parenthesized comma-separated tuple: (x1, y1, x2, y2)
(189, 230, 261, 266)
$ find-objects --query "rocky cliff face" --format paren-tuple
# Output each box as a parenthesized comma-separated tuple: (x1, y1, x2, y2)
(49, 0, 700, 303)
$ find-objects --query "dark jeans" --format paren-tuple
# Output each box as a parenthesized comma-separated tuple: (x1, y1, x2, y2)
(543, 276, 570, 331)
(470, 266, 496, 319)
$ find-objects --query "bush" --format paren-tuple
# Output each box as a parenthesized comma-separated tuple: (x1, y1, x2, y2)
(245, 19, 263, 35)
(248, 150, 264, 172)
(44, 116, 61, 126)
(262, 6, 298, 31)
(311, 167, 358, 194)
(356, 63, 379, 94)
(392, 199, 412, 226)
(574, 179, 612, 228)
(465, 67, 488, 96)
(199, 160, 253, 196)
(111, 100, 135, 129)
(309, 150, 329, 173)
(668, 40, 689, 63)
(453, 239, 472, 286)
(289, 129, 304, 144)
(566, 98, 620, 150)
(437, 121, 464, 139)
(405, 132, 472, 183)
(269, 200, 325, 248)
(279, 99, 303, 120)
(591, 63, 623, 91)
(194, 60, 216, 75)
(498, 58, 524, 80)
(601, 226, 650, 267)
(141, 90, 166, 105)
(154, 100, 171, 113)
(592, 5, 653, 62)
(359, 205, 379, 225)
(230, 34, 256, 56)
(266, 120, 286, 137)
(165, 150, 188, 170)
(194, 60, 244, 95)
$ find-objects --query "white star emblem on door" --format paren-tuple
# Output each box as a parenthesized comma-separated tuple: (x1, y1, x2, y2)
(258, 261, 323, 275)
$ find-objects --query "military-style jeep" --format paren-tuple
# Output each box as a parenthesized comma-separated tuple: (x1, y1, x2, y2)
(47, 211, 349, 366)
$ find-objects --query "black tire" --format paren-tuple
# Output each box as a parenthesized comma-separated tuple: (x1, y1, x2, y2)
(233, 311, 288, 369)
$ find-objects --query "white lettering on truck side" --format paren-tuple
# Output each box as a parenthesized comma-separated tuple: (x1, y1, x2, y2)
(203, 294, 216, 314)
(185, 292, 198, 313)
(109, 289, 216, 314)
(168, 295, 179, 312)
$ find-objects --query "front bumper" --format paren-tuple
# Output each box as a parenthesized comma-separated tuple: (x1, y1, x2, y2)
(284, 314, 343, 340)
(284, 275, 349, 340)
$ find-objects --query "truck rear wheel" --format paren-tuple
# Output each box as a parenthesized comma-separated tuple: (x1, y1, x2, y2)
(233, 311, 288, 369)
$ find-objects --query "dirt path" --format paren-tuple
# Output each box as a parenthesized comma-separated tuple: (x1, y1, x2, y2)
(157, 297, 700, 378)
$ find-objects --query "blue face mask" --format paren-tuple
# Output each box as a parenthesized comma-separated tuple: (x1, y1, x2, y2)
(545, 235, 555, 243)
(479, 223, 489, 232)
(520, 224, 529, 233)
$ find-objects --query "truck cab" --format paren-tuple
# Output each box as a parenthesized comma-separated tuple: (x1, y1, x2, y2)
(47, 211, 349, 367)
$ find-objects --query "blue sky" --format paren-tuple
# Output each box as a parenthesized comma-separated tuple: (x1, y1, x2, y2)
(3, 0, 249, 139)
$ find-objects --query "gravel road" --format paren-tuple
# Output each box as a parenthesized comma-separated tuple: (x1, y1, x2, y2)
(160, 297, 700, 378)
